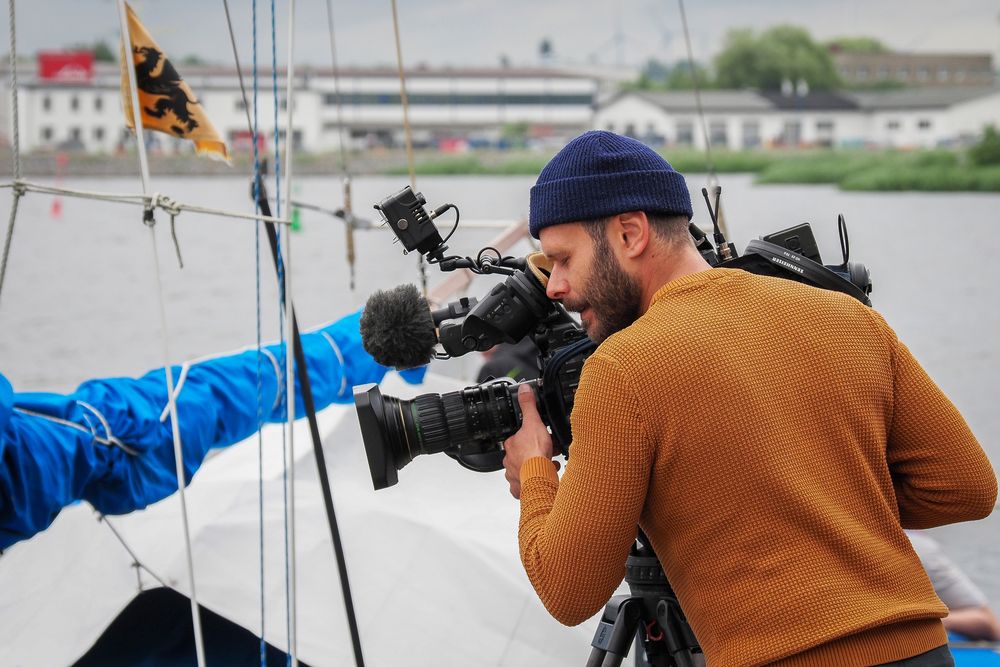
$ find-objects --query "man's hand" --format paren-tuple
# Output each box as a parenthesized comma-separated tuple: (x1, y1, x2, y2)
(503, 383, 558, 499)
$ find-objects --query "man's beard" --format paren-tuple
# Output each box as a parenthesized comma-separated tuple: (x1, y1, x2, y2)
(564, 243, 642, 344)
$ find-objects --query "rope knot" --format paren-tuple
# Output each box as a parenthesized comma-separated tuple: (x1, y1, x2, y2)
(155, 193, 183, 218)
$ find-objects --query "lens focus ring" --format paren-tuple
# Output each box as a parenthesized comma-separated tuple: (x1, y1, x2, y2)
(412, 395, 449, 454)
(441, 393, 470, 446)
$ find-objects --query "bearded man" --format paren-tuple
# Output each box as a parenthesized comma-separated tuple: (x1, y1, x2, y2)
(502, 131, 997, 667)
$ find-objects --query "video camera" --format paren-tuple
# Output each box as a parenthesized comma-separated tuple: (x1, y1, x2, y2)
(354, 185, 872, 490)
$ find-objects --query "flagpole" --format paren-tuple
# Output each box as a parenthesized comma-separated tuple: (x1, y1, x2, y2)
(117, 3, 207, 667)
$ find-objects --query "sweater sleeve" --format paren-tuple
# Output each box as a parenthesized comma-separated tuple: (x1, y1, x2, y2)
(518, 352, 654, 626)
(887, 337, 997, 528)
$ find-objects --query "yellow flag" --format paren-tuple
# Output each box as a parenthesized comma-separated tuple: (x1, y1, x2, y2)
(120, 2, 229, 162)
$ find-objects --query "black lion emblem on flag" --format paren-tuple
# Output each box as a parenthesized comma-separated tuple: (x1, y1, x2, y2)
(133, 46, 200, 136)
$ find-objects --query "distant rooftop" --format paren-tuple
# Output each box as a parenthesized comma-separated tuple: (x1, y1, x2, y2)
(609, 86, 1000, 112)
(627, 90, 773, 112)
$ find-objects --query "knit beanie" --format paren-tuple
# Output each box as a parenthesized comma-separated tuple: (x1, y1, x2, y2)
(529, 131, 692, 239)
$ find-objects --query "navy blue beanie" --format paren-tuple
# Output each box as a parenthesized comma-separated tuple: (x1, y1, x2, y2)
(529, 131, 693, 239)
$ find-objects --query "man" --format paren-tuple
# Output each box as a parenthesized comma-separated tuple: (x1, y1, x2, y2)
(502, 131, 997, 666)
(906, 530, 1000, 642)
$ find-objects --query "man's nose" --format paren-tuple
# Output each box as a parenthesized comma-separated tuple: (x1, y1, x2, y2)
(546, 270, 567, 301)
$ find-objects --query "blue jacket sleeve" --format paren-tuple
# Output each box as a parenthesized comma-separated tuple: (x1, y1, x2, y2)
(0, 311, 427, 550)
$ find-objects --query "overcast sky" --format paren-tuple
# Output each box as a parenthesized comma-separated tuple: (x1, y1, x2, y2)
(5, 0, 1000, 70)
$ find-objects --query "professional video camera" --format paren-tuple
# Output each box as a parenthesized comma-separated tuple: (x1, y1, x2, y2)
(354, 185, 872, 491)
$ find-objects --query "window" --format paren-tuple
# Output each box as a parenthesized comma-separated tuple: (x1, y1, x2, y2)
(624, 123, 637, 138)
(675, 121, 694, 147)
(69, 127, 81, 141)
(856, 66, 870, 82)
(709, 120, 728, 147)
(918, 119, 932, 130)
(42, 96, 52, 112)
(235, 99, 247, 111)
(94, 127, 105, 140)
(896, 66, 910, 80)
(782, 121, 802, 146)
(94, 96, 103, 112)
(886, 120, 901, 131)
(70, 95, 79, 111)
(917, 67, 930, 82)
(877, 66, 890, 80)
(937, 67, 950, 82)
(741, 121, 761, 149)
(815, 120, 835, 147)
(321, 92, 594, 106)
(644, 122, 665, 146)
(41, 127, 53, 141)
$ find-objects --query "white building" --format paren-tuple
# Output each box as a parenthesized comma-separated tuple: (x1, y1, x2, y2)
(594, 88, 1000, 150)
(0, 61, 600, 154)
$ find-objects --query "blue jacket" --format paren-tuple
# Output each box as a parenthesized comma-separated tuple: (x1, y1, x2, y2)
(0, 311, 424, 550)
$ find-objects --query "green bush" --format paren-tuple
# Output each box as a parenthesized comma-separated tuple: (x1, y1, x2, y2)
(660, 149, 776, 173)
(380, 147, 995, 192)
(840, 165, 1000, 191)
(755, 152, 883, 184)
(969, 126, 1000, 166)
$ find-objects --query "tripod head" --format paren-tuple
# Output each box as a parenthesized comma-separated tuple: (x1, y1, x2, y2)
(588, 531, 701, 667)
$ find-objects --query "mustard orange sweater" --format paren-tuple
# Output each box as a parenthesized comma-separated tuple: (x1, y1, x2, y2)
(518, 268, 997, 667)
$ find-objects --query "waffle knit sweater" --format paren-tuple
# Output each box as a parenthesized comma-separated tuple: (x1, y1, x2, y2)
(518, 268, 997, 667)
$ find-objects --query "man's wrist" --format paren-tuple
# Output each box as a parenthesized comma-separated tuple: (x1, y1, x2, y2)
(521, 456, 559, 484)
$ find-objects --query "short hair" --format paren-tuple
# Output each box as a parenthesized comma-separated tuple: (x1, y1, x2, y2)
(583, 212, 692, 248)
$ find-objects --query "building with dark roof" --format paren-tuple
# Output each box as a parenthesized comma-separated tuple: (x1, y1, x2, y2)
(594, 87, 1000, 150)
(832, 52, 994, 89)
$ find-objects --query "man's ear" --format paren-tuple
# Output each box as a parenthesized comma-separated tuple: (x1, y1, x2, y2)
(612, 211, 650, 259)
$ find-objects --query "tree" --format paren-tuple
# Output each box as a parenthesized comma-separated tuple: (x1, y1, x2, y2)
(628, 59, 713, 91)
(970, 126, 1000, 166)
(70, 40, 114, 62)
(92, 40, 115, 62)
(664, 61, 713, 90)
(714, 25, 841, 91)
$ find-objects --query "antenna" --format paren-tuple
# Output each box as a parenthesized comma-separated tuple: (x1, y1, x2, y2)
(700, 186, 738, 261)
(837, 214, 850, 267)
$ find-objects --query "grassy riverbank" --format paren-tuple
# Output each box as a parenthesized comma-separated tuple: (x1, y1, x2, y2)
(6, 147, 999, 192)
(388, 148, 1000, 192)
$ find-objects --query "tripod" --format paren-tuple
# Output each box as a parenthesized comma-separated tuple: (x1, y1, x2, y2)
(587, 531, 702, 667)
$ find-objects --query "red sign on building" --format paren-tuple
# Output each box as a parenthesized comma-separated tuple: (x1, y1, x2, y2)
(38, 52, 94, 83)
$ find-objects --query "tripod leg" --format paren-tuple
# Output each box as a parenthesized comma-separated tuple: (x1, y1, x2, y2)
(588, 597, 643, 667)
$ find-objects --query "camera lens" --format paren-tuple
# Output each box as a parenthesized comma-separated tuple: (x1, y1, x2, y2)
(353, 381, 531, 490)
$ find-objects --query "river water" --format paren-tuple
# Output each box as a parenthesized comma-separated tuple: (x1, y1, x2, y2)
(0, 173, 998, 604)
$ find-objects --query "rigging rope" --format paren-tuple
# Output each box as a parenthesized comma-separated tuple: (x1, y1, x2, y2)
(324, 0, 349, 178)
(101, 516, 171, 590)
(280, 1, 299, 662)
(388, 0, 429, 295)
(0, 0, 22, 306)
(221, 2, 366, 665)
(251, 1, 267, 663)
(677, 0, 728, 236)
(220, 0, 269, 662)
(0, 180, 291, 225)
(324, 0, 358, 290)
(116, 2, 206, 664)
(264, 1, 297, 663)
(6, 0, 19, 181)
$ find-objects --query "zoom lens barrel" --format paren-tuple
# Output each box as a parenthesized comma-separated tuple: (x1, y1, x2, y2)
(353, 380, 534, 490)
